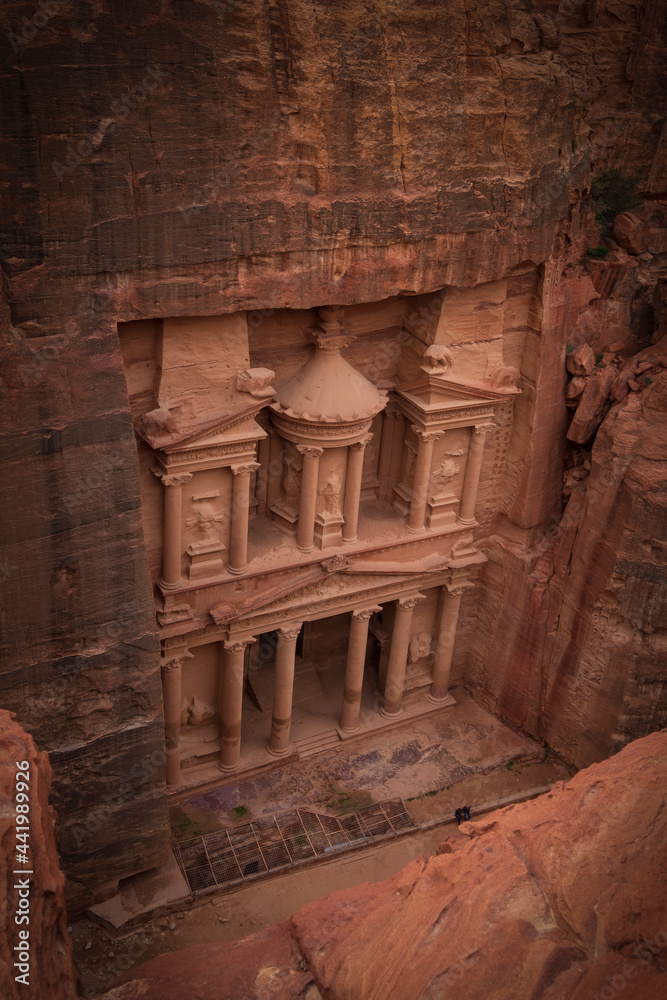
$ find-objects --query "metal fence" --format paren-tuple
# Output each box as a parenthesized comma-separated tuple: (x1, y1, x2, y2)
(175, 800, 416, 895)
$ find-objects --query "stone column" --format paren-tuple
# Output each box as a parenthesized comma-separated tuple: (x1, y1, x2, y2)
(227, 462, 260, 574)
(266, 428, 283, 512)
(377, 411, 396, 500)
(153, 471, 192, 589)
(458, 424, 490, 526)
(387, 411, 406, 494)
(381, 594, 424, 718)
(161, 651, 192, 787)
(340, 605, 382, 733)
(342, 434, 372, 543)
(218, 637, 254, 771)
(429, 586, 465, 705)
(267, 623, 302, 757)
(407, 428, 442, 533)
(296, 446, 323, 552)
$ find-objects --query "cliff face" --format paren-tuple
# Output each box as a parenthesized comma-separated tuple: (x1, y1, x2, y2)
(0, 710, 77, 1000)
(0, 0, 666, 906)
(463, 234, 667, 768)
(105, 730, 667, 1000)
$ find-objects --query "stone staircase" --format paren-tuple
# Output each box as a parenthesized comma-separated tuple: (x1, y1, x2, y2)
(294, 729, 342, 759)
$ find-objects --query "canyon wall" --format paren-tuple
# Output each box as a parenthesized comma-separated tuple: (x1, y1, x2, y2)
(0, 0, 665, 906)
(105, 730, 667, 1000)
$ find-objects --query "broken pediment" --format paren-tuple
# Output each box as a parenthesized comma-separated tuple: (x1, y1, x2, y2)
(137, 395, 271, 453)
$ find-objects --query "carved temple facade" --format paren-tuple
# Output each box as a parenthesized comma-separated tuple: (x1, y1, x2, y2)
(120, 297, 518, 791)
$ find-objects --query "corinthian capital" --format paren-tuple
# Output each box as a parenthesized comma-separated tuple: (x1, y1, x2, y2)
(278, 622, 303, 640)
(152, 469, 193, 487)
(296, 445, 324, 459)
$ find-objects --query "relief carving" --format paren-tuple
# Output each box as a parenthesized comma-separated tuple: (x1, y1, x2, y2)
(408, 632, 433, 663)
(431, 450, 464, 493)
(318, 469, 343, 516)
(186, 500, 226, 548)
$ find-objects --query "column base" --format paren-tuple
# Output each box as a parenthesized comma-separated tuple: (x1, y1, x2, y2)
(159, 577, 184, 592)
(266, 741, 292, 758)
(406, 523, 426, 535)
(217, 759, 240, 774)
(296, 544, 315, 553)
(226, 563, 246, 576)
(380, 705, 404, 721)
(428, 691, 457, 708)
(342, 534, 358, 544)
(339, 722, 361, 735)
(456, 516, 477, 527)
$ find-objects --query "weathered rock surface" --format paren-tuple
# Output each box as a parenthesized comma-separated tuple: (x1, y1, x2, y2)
(0, 710, 77, 1000)
(0, 0, 666, 906)
(103, 730, 667, 1000)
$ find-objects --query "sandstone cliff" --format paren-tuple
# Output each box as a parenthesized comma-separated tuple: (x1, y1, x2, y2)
(0, 710, 77, 1000)
(0, 0, 665, 907)
(105, 730, 667, 1000)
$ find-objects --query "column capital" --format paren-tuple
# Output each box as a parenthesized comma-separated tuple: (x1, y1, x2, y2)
(385, 408, 404, 422)
(161, 651, 192, 672)
(296, 444, 324, 459)
(230, 462, 260, 476)
(352, 605, 382, 622)
(277, 622, 302, 640)
(350, 432, 373, 452)
(396, 592, 426, 611)
(152, 469, 193, 487)
(472, 422, 495, 436)
(445, 586, 467, 599)
(410, 425, 444, 443)
(224, 637, 256, 654)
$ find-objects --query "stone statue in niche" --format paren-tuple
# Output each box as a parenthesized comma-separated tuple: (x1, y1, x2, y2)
(181, 696, 217, 726)
(185, 501, 225, 547)
(408, 632, 433, 663)
(405, 443, 417, 483)
(281, 453, 302, 511)
(431, 449, 464, 492)
(318, 470, 342, 516)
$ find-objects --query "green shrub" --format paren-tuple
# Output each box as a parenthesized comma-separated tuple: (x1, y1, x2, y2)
(586, 244, 610, 259)
(592, 168, 642, 230)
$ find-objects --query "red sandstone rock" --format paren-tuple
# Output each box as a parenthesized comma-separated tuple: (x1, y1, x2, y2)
(103, 731, 667, 1000)
(567, 343, 596, 375)
(0, 711, 77, 1000)
(566, 364, 616, 443)
(613, 204, 667, 257)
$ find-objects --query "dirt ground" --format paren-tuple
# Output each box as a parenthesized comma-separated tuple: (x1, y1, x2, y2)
(69, 749, 572, 999)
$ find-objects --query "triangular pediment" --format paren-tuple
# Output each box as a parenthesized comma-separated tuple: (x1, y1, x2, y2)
(137, 398, 270, 453)
(396, 375, 507, 409)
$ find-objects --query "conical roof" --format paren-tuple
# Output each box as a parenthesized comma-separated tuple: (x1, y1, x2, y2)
(271, 311, 386, 424)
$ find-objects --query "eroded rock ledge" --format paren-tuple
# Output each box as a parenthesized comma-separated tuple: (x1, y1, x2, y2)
(0, 710, 76, 1000)
(106, 730, 666, 1000)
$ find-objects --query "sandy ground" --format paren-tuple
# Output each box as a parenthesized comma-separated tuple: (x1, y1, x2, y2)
(69, 742, 572, 998)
